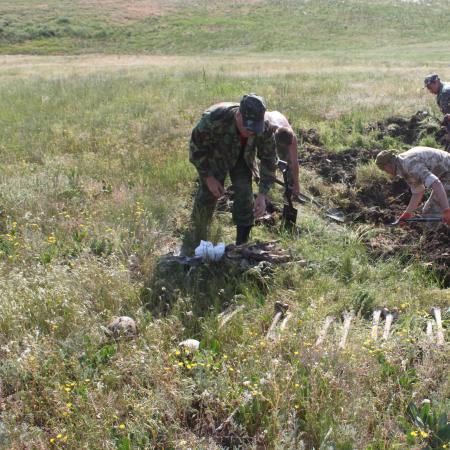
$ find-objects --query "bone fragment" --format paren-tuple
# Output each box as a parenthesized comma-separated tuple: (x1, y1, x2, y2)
(339, 311, 354, 349)
(315, 316, 334, 346)
(371, 309, 382, 341)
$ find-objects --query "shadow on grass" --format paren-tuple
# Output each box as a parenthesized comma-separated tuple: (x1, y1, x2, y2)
(140, 255, 271, 331)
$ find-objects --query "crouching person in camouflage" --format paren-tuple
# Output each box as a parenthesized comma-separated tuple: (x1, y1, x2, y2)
(181, 94, 277, 255)
(375, 147, 450, 225)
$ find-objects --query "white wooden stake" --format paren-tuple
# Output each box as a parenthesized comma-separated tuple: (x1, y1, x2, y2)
(316, 316, 334, 346)
(371, 309, 382, 341)
(339, 311, 354, 349)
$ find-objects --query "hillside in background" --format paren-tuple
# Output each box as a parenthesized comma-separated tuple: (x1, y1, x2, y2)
(0, 0, 450, 56)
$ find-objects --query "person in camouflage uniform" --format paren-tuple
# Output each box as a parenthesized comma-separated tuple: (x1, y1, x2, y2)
(375, 147, 450, 225)
(182, 94, 277, 254)
(265, 110, 300, 197)
(424, 73, 450, 150)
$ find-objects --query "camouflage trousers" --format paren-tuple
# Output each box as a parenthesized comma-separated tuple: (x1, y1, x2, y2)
(182, 156, 254, 254)
(422, 172, 450, 215)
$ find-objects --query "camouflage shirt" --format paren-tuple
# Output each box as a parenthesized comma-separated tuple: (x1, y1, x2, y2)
(437, 82, 450, 115)
(395, 146, 450, 193)
(189, 103, 277, 194)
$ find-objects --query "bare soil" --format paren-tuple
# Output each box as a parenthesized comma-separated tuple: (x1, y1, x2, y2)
(298, 113, 450, 286)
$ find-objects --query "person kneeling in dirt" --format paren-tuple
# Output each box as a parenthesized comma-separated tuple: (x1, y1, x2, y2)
(424, 73, 450, 150)
(181, 94, 277, 255)
(265, 111, 300, 197)
(375, 147, 450, 225)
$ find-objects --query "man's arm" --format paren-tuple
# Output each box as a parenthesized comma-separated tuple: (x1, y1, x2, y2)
(431, 179, 450, 210)
(189, 118, 225, 198)
(189, 119, 214, 179)
(256, 132, 277, 195)
(403, 192, 424, 214)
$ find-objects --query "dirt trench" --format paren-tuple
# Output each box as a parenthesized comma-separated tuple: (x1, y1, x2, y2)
(298, 112, 450, 286)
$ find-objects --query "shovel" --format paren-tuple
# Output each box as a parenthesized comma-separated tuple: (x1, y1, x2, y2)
(386, 217, 442, 227)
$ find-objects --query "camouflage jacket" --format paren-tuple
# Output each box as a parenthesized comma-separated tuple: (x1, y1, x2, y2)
(437, 82, 450, 115)
(396, 146, 450, 193)
(189, 103, 277, 194)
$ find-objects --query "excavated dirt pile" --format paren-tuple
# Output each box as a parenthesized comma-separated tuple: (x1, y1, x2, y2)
(298, 112, 450, 285)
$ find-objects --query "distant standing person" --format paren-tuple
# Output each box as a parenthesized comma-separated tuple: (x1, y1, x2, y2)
(265, 111, 300, 197)
(375, 147, 450, 225)
(181, 94, 277, 255)
(424, 73, 450, 150)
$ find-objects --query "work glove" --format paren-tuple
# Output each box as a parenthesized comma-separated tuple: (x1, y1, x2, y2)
(442, 208, 450, 225)
(398, 211, 413, 227)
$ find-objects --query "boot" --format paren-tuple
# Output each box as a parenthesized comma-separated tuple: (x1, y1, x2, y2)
(236, 225, 252, 245)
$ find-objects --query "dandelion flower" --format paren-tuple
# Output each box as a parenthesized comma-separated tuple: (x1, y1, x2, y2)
(410, 431, 418, 437)
(119, 424, 125, 430)
(420, 431, 428, 438)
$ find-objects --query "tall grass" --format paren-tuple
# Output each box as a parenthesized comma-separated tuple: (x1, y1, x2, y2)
(0, 53, 449, 450)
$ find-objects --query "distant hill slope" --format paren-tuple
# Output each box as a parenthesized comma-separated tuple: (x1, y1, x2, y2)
(0, 0, 449, 55)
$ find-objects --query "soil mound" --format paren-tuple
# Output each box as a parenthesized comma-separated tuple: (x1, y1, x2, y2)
(298, 112, 450, 286)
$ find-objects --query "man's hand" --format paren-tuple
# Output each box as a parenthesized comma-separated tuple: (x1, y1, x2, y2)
(205, 176, 225, 198)
(398, 211, 413, 227)
(253, 193, 267, 218)
(442, 208, 450, 225)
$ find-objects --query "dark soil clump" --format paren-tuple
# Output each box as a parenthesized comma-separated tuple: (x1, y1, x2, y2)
(299, 112, 450, 286)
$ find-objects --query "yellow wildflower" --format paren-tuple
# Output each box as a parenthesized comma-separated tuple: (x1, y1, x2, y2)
(119, 424, 125, 430)
(410, 431, 418, 437)
(420, 431, 428, 438)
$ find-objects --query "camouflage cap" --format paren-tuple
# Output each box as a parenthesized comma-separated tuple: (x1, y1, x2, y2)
(375, 150, 397, 169)
(240, 93, 266, 134)
(424, 73, 440, 86)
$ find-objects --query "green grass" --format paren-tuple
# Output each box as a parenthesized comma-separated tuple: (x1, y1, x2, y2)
(0, 0, 450, 56)
(0, 1, 449, 448)
(0, 56, 449, 449)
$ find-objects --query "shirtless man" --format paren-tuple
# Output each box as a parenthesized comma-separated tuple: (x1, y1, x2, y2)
(265, 111, 300, 197)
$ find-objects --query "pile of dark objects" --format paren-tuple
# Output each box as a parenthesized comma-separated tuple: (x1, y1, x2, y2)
(164, 240, 293, 271)
(297, 111, 450, 286)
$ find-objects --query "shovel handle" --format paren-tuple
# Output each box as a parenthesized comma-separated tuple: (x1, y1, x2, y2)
(387, 217, 442, 226)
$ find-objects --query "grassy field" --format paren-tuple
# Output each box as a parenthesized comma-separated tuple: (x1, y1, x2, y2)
(0, 0, 450, 55)
(0, 1, 450, 449)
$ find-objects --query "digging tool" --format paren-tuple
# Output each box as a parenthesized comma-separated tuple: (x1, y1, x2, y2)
(371, 309, 382, 341)
(274, 161, 346, 223)
(386, 217, 442, 227)
(276, 160, 297, 229)
(315, 316, 335, 346)
(339, 311, 354, 350)
(431, 307, 445, 346)
(266, 302, 289, 340)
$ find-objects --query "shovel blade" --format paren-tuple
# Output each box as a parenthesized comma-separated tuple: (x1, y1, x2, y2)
(282, 204, 298, 229)
(325, 208, 346, 223)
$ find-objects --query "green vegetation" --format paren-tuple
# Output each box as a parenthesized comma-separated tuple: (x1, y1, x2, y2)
(0, 0, 449, 448)
(0, 0, 449, 56)
(0, 55, 448, 449)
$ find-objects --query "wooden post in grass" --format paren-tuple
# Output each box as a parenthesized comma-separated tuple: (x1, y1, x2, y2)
(266, 302, 289, 340)
(339, 311, 354, 350)
(315, 316, 334, 346)
(371, 309, 382, 341)
(431, 307, 444, 346)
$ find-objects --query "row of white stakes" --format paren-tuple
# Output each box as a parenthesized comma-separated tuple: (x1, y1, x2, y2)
(218, 304, 446, 348)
